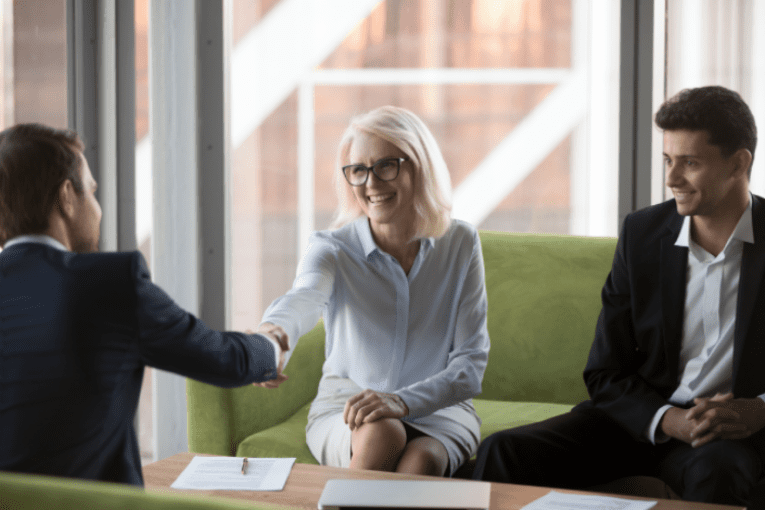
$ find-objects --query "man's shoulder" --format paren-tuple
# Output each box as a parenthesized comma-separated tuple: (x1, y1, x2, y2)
(59, 249, 145, 275)
(2, 245, 147, 282)
(622, 199, 682, 239)
(627, 198, 679, 222)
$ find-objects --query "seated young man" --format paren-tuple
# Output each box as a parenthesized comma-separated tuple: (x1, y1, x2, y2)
(473, 85, 765, 506)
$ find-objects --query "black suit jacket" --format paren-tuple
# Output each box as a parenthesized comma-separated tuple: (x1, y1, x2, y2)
(580, 195, 765, 441)
(0, 243, 278, 485)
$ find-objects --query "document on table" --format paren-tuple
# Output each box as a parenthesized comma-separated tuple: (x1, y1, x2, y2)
(522, 491, 657, 510)
(171, 456, 296, 491)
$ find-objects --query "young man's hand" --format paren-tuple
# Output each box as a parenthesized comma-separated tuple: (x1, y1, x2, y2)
(685, 393, 765, 447)
(249, 323, 290, 389)
(661, 393, 765, 447)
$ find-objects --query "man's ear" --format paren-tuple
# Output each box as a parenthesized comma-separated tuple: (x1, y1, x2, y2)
(56, 179, 77, 220)
(732, 148, 753, 179)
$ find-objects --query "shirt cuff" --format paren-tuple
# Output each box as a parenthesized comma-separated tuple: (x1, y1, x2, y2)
(758, 394, 765, 404)
(260, 335, 281, 375)
(647, 404, 674, 445)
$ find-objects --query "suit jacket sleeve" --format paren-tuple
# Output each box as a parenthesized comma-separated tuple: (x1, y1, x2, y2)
(130, 252, 278, 387)
(582, 213, 673, 440)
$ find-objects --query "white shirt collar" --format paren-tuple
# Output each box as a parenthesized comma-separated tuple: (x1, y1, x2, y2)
(4, 234, 69, 252)
(356, 217, 434, 258)
(675, 195, 754, 249)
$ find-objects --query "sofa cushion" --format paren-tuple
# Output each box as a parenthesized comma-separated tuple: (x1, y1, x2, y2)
(474, 399, 573, 439)
(236, 400, 574, 467)
(479, 232, 616, 405)
(236, 403, 317, 464)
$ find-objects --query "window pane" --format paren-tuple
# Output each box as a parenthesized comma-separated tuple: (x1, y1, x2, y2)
(230, 0, 621, 326)
(1, 0, 67, 129)
(664, 0, 765, 197)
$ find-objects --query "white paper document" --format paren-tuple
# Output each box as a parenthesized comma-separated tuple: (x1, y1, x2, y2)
(171, 456, 296, 491)
(521, 491, 657, 510)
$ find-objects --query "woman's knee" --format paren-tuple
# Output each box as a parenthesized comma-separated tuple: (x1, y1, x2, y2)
(353, 418, 407, 447)
(397, 437, 449, 476)
(350, 418, 408, 469)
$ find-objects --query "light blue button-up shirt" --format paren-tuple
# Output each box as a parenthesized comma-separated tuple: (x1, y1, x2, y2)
(262, 217, 490, 419)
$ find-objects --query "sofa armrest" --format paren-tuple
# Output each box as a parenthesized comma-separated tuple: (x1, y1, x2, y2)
(187, 322, 325, 456)
(0, 471, 286, 509)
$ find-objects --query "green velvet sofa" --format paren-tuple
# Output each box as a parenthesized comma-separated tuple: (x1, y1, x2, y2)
(0, 471, 285, 510)
(187, 232, 617, 466)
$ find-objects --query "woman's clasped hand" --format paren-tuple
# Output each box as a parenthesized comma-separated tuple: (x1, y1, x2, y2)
(343, 389, 410, 430)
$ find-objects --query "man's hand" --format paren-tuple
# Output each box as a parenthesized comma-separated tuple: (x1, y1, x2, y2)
(660, 393, 765, 448)
(685, 393, 765, 447)
(249, 323, 289, 389)
(660, 406, 701, 444)
(343, 389, 409, 431)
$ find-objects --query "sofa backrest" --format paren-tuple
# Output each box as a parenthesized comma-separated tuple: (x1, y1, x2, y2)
(0, 471, 285, 510)
(478, 232, 616, 404)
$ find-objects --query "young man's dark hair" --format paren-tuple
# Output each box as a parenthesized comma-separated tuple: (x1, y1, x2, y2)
(0, 123, 85, 245)
(655, 86, 757, 175)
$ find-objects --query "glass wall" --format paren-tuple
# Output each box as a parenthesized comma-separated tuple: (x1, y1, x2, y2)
(135, 0, 152, 464)
(660, 0, 765, 199)
(229, 0, 621, 329)
(0, 0, 67, 130)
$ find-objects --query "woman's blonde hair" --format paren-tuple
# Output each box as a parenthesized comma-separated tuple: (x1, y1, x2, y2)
(330, 106, 452, 239)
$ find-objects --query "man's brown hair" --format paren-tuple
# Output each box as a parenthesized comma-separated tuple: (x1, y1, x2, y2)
(0, 123, 85, 246)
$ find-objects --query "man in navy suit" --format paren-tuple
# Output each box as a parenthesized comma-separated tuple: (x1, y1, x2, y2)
(0, 124, 288, 485)
(473, 86, 765, 505)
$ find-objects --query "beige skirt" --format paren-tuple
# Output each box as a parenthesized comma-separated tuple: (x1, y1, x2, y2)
(305, 375, 481, 476)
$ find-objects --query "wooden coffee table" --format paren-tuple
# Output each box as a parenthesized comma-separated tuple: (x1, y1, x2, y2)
(143, 452, 744, 510)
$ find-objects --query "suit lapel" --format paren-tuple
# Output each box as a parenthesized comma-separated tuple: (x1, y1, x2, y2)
(733, 195, 765, 383)
(661, 214, 688, 383)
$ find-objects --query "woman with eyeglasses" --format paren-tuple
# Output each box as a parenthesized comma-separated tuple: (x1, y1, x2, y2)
(256, 106, 490, 477)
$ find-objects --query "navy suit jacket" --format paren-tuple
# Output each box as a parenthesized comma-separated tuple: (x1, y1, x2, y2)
(580, 195, 765, 441)
(0, 243, 278, 485)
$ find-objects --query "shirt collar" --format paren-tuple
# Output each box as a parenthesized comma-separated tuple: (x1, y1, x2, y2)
(357, 217, 378, 257)
(675, 194, 754, 249)
(355, 217, 434, 258)
(4, 234, 69, 252)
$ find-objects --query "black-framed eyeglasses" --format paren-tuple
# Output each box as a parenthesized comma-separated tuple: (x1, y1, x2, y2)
(342, 157, 408, 186)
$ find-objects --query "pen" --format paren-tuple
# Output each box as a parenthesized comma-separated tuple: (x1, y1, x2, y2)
(241, 457, 248, 475)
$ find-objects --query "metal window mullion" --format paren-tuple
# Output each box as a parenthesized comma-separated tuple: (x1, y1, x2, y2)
(150, 0, 199, 461)
(618, 0, 655, 228)
(115, 0, 136, 252)
(198, 0, 229, 331)
(66, 0, 99, 192)
(66, 0, 135, 252)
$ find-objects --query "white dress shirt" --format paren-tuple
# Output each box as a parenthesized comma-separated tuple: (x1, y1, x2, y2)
(4, 234, 68, 251)
(647, 198, 765, 443)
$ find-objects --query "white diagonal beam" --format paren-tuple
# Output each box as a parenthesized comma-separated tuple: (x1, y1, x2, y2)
(231, 0, 381, 147)
(311, 67, 569, 85)
(451, 75, 587, 226)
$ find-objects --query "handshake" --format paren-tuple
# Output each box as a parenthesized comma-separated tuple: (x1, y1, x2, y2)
(248, 322, 290, 389)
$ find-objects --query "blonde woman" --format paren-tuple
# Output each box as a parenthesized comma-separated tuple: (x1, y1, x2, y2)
(257, 106, 490, 476)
